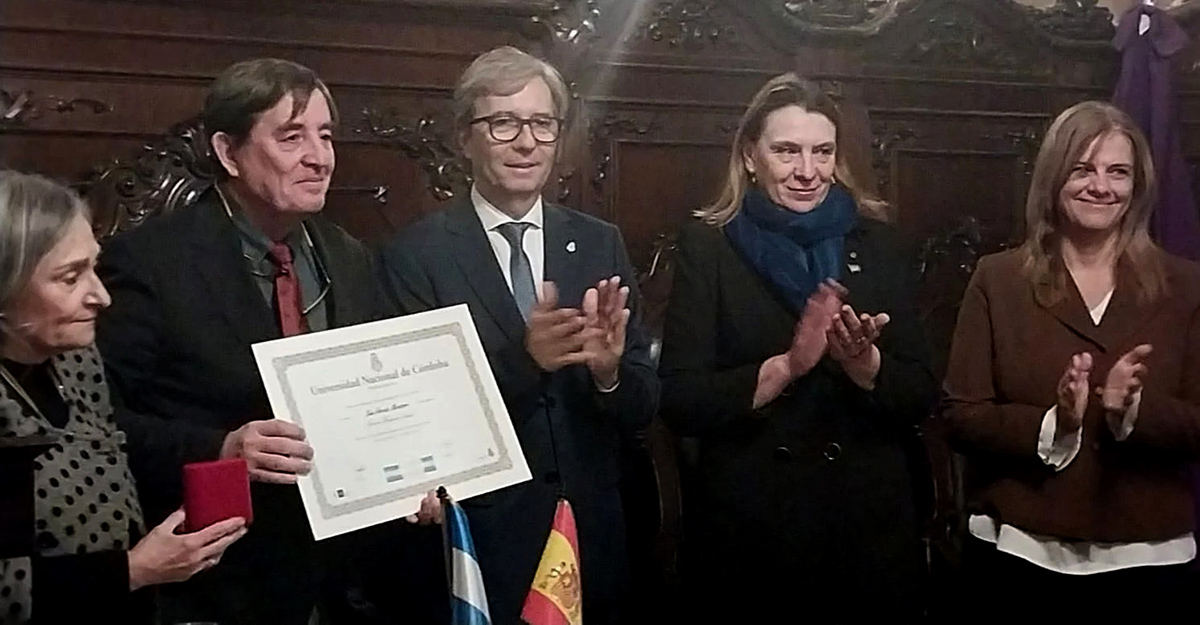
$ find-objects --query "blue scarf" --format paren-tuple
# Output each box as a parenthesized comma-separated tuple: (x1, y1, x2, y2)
(724, 185, 858, 313)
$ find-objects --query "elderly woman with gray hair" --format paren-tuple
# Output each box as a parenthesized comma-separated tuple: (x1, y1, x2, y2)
(0, 171, 246, 623)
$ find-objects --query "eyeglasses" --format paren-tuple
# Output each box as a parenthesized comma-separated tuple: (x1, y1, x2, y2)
(470, 114, 562, 144)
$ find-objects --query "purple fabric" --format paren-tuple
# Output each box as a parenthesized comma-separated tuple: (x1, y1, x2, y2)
(1113, 6, 1200, 565)
(1112, 5, 1200, 261)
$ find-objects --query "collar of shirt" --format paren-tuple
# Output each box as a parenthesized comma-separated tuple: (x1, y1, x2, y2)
(226, 202, 309, 267)
(471, 184, 546, 297)
(471, 185, 544, 232)
(217, 187, 329, 330)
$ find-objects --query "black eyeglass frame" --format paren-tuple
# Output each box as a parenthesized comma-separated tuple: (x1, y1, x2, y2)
(469, 114, 564, 144)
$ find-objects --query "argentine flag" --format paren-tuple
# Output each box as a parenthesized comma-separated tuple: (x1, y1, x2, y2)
(443, 494, 492, 625)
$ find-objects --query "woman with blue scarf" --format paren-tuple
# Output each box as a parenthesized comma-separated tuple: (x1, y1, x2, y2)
(659, 74, 936, 620)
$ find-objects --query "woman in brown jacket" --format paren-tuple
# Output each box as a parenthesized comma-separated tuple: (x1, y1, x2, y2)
(943, 101, 1200, 618)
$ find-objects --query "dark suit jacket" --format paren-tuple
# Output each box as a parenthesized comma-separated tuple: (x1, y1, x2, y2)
(95, 190, 413, 625)
(378, 198, 659, 625)
(658, 217, 935, 618)
(943, 248, 1200, 543)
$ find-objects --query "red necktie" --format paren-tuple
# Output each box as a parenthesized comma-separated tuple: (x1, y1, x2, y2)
(268, 242, 309, 337)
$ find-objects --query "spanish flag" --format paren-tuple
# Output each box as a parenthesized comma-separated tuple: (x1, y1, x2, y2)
(520, 499, 582, 625)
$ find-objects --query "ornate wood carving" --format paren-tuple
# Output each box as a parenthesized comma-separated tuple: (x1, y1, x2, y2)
(890, 6, 1034, 70)
(916, 215, 984, 284)
(1, 89, 111, 130)
(638, 231, 680, 335)
(870, 120, 919, 197)
(358, 107, 468, 201)
(529, 0, 600, 44)
(755, 0, 1113, 42)
(773, 0, 905, 32)
(555, 170, 577, 204)
(1022, 0, 1114, 42)
(588, 111, 661, 210)
(84, 117, 216, 238)
(592, 111, 661, 141)
(983, 124, 1045, 176)
(629, 0, 742, 49)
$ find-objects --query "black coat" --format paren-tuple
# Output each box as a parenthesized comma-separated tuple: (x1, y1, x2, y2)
(378, 198, 659, 625)
(658, 217, 936, 620)
(95, 190, 435, 625)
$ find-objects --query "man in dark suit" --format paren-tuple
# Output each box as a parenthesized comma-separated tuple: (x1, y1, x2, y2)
(378, 46, 659, 625)
(96, 58, 441, 625)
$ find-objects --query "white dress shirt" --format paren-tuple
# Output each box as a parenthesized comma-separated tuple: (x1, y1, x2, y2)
(969, 288, 1196, 574)
(471, 186, 620, 393)
(472, 185, 545, 297)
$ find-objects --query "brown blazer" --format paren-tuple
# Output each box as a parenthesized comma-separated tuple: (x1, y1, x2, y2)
(943, 248, 1200, 543)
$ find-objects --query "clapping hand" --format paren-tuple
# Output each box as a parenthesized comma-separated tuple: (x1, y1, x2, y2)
(1056, 352, 1093, 435)
(826, 303, 890, 389)
(786, 280, 847, 378)
(525, 282, 591, 372)
(827, 304, 890, 363)
(581, 276, 630, 389)
(1098, 344, 1152, 413)
(524, 279, 629, 389)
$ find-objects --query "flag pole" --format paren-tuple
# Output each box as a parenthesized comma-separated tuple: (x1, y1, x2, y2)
(438, 485, 452, 601)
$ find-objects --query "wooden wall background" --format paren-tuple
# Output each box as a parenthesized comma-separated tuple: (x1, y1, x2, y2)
(5, 0, 1200, 269)
(4, 0, 1200, 616)
(5, 0, 1200, 341)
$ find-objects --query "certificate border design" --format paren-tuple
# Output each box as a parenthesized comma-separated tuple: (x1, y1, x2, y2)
(272, 321, 514, 521)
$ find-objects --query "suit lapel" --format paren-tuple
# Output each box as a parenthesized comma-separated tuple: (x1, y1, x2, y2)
(543, 204, 583, 305)
(307, 218, 356, 328)
(1042, 271, 1108, 352)
(189, 193, 279, 346)
(1093, 260, 1161, 353)
(445, 199, 528, 344)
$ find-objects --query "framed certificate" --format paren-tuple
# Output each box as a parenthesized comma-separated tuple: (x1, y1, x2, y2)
(252, 304, 531, 540)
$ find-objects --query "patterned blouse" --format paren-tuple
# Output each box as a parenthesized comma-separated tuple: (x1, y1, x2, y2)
(0, 345, 147, 623)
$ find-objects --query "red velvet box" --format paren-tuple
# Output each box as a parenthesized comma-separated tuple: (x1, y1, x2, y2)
(182, 458, 253, 532)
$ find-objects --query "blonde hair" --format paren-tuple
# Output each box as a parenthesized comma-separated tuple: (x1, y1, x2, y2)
(452, 46, 571, 136)
(696, 73, 885, 226)
(1019, 101, 1165, 305)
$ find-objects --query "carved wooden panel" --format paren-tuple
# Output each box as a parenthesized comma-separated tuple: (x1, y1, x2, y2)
(609, 142, 729, 270)
(2, 0, 1155, 335)
(0, 0, 545, 242)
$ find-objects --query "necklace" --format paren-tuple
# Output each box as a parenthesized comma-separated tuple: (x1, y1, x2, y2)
(215, 185, 332, 316)
(0, 361, 63, 426)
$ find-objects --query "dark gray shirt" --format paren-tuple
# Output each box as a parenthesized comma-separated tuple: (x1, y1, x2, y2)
(228, 207, 329, 333)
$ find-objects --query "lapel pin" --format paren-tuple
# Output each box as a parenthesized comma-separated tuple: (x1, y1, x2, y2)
(849, 251, 858, 259)
(848, 263, 862, 273)
(566, 241, 577, 253)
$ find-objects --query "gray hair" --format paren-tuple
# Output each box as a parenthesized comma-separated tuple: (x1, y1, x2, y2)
(0, 171, 90, 322)
(452, 46, 570, 135)
(203, 58, 339, 176)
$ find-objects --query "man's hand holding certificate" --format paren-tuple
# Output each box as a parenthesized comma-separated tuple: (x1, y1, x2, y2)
(252, 304, 531, 539)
